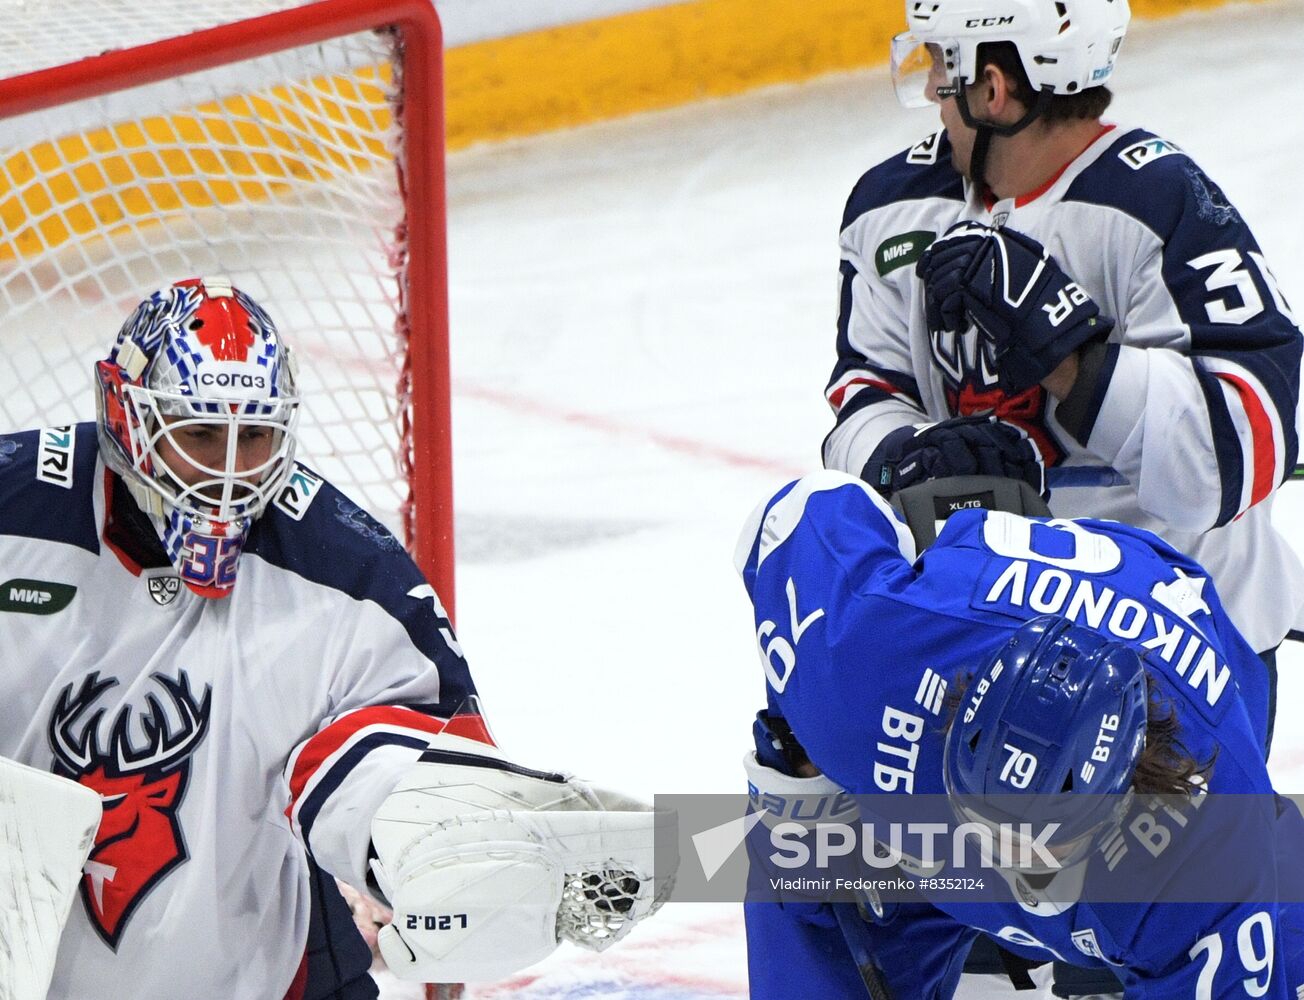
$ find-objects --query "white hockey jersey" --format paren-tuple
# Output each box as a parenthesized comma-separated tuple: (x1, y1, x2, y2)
(824, 124, 1304, 651)
(0, 423, 487, 999)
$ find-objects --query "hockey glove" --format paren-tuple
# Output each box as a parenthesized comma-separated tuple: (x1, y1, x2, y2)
(918, 223, 1113, 393)
(861, 415, 1046, 498)
(369, 733, 673, 983)
(745, 713, 863, 913)
(916, 221, 987, 338)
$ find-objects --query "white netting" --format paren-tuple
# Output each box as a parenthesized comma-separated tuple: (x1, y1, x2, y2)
(0, 0, 301, 79)
(0, 1, 416, 533)
(558, 863, 667, 952)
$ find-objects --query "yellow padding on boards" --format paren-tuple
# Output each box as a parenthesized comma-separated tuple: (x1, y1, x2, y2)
(446, 0, 901, 149)
(0, 68, 392, 263)
(444, 0, 1271, 148)
(0, 0, 1270, 262)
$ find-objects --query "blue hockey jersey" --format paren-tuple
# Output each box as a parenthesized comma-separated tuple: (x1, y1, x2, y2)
(737, 470, 1304, 998)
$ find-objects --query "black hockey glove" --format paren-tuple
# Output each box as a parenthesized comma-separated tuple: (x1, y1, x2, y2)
(917, 222, 1114, 394)
(861, 415, 1046, 498)
(916, 221, 986, 338)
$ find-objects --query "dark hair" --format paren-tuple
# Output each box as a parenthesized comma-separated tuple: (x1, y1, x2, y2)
(974, 41, 1113, 123)
(1132, 675, 1217, 796)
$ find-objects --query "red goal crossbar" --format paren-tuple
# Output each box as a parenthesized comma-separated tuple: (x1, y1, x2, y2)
(0, 0, 457, 614)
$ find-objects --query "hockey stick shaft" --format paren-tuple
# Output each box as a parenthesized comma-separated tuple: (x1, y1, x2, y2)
(1051, 465, 1304, 487)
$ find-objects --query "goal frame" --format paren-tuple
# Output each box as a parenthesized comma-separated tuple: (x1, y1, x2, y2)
(0, 0, 456, 612)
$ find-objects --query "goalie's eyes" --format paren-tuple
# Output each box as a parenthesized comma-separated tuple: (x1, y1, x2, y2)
(174, 425, 271, 444)
(173, 425, 211, 441)
(169, 422, 271, 443)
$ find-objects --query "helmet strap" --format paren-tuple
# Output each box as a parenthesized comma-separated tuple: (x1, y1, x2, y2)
(969, 125, 996, 198)
(955, 85, 1054, 195)
(123, 473, 166, 519)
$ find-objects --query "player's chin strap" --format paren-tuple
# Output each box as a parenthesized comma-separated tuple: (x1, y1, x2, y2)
(891, 475, 1051, 553)
(368, 732, 675, 983)
(954, 86, 1053, 198)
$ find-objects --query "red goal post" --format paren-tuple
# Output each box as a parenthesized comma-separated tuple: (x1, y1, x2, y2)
(0, 0, 456, 611)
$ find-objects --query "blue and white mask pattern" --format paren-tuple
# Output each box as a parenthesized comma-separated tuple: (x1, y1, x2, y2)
(95, 278, 301, 598)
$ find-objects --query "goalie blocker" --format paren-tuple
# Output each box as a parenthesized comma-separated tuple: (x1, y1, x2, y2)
(369, 732, 673, 983)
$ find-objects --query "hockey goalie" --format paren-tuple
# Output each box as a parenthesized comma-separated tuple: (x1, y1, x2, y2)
(0, 278, 670, 999)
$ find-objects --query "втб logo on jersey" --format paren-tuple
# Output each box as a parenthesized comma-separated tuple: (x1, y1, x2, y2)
(48, 671, 212, 948)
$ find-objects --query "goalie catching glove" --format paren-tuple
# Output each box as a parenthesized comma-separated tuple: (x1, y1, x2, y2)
(369, 732, 673, 983)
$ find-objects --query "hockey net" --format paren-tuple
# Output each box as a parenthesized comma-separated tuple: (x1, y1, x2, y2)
(0, 0, 454, 601)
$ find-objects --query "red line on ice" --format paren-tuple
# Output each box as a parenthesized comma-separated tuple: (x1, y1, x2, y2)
(455, 380, 805, 478)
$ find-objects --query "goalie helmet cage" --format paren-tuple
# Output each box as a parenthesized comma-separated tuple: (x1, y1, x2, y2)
(0, 0, 456, 611)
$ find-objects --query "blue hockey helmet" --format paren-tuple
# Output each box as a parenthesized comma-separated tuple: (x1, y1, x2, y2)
(944, 615, 1148, 868)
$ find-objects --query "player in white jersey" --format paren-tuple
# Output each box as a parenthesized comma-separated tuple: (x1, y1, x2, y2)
(0, 278, 666, 999)
(823, 0, 1303, 727)
(818, 1, 1303, 993)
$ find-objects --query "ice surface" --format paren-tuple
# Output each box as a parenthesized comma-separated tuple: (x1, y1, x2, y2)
(410, 3, 1304, 995)
(447, 0, 1304, 792)
(410, 3, 1304, 996)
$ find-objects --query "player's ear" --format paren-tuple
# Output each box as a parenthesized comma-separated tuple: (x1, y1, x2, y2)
(969, 64, 1008, 119)
(985, 65, 1026, 123)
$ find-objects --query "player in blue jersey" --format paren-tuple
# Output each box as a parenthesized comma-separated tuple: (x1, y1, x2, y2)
(737, 471, 1304, 998)
(822, 0, 1304, 765)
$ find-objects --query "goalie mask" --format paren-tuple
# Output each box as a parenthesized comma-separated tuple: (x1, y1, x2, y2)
(95, 278, 301, 598)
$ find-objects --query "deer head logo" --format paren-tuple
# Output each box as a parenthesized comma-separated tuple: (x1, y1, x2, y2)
(47, 671, 212, 948)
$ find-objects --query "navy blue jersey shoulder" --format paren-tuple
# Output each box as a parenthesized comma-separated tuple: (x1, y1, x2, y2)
(1063, 127, 1241, 244)
(248, 471, 474, 699)
(842, 132, 965, 229)
(0, 423, 101, 555)
(248, 472, 423, 597)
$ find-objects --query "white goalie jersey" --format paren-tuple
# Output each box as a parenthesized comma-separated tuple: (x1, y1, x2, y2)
(0, 423, 485, 999)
